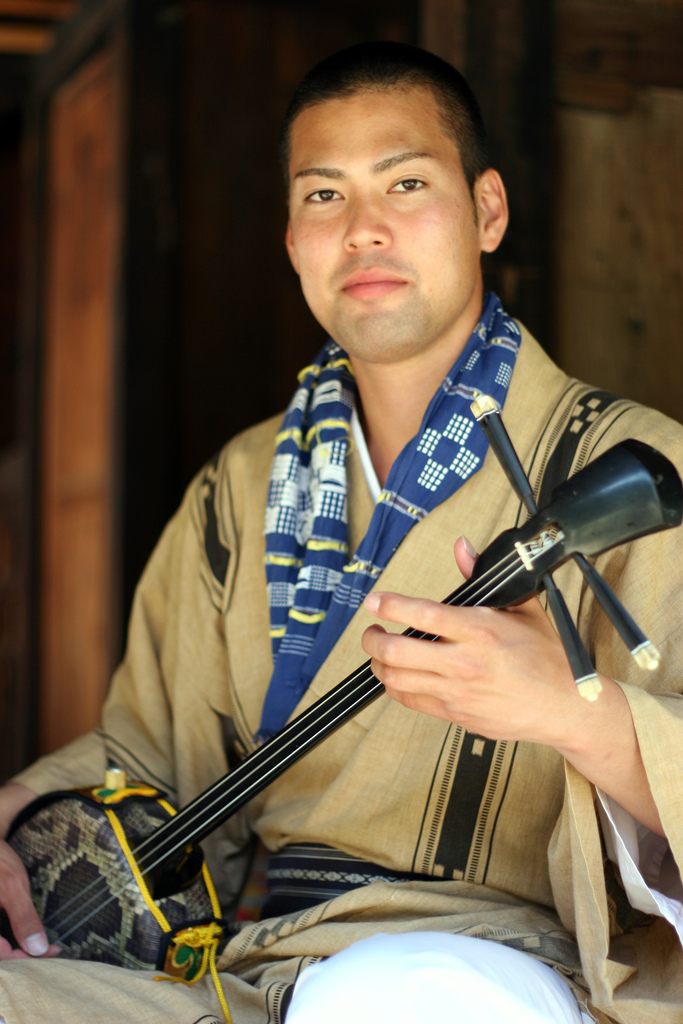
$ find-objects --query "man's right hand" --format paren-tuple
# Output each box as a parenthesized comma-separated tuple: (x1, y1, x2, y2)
(0, 783, 60, 960)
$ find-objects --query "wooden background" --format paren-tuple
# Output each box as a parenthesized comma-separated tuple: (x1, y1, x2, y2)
(0, 0, 680, 776)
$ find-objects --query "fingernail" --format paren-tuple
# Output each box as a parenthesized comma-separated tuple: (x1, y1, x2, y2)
(24, 932, 48, 956)
(365, 592, 381, 614)
(462, 536, 478, 558)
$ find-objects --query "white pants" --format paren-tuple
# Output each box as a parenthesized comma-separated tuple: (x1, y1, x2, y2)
(286, 932, 592, 1024)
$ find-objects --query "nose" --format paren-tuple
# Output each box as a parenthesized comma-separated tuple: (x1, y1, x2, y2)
(343, 195, 392, 251)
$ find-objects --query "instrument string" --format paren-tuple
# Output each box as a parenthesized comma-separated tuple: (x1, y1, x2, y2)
(45, 660, 386, 936)
(49, 544, 533, 944)
(50, 545, 528, 942)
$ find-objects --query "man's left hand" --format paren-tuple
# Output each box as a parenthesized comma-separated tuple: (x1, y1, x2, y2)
(362, 536, 597, 748)
(361, 535, 664, 835)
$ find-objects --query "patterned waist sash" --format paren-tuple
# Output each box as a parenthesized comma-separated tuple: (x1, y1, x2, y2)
(261, 843, 433, 919)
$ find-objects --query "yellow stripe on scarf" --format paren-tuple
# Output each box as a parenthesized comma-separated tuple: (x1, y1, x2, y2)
(289, 609, 327, 624)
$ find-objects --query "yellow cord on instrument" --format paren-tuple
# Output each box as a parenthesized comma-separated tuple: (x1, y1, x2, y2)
(153, 799, 231, 1022)
(104, 809, 171, 933)
(155, 921, 231, 1023)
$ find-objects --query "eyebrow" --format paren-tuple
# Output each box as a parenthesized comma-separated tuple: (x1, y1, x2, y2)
(294, 166, 346, 180)
(373, 151, 432, 173)
(294, 151, 433, 181)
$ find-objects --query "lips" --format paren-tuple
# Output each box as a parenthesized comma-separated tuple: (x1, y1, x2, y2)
(341, 269, 408, 300)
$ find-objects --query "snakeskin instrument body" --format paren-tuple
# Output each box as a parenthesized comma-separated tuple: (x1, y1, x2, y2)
(2, 786, 219, 972)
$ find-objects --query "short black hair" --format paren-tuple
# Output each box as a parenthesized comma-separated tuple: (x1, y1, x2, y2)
(280, 41, 489, 196)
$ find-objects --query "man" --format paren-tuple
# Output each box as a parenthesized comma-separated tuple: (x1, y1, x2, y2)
(0, 41, 681, 1024)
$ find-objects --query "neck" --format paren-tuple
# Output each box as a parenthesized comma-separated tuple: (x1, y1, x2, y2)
(351, 317, 481, 488)
(354, 362, 435, 487)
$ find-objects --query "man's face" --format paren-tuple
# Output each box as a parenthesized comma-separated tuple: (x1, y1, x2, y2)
(285, 86, 506, 373)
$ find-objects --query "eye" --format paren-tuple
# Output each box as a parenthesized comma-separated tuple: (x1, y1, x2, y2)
(306, 189, 342, 203)
(390, 179, 425, 193)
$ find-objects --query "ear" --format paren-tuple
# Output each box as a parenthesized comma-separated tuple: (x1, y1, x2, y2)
(475, 169, 508, 254)
(285, 221, 300, 274)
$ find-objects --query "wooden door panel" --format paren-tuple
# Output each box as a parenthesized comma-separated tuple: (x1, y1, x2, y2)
(554, 88, 683, 420)
(40, 45, 120, 754)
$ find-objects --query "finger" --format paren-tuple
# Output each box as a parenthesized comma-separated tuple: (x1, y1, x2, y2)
(364, 591, 455, 636)
(454, 535, 478, 580)
(372, 659, 455, 705)
(364, 591, 505, 645)
(0, 936, 30, 959)
(0, 843, 48, 957)
(0, 937, 60, 961)
(363, 625, 464, 679)
(382, 684, 464, 723)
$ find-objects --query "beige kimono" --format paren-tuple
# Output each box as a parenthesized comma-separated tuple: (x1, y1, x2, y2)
(2, 330, 683, 1024)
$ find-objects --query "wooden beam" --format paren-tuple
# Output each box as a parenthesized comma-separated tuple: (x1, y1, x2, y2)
(32, 0, 121, 97)
(0, 1, 76, 18)
(555, 72, 632, 114)
(0, 24, 54, 53)
(421, 0, 468, 70)
(556, 0, 683, 109)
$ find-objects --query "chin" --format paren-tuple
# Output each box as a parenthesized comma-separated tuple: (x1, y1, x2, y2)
(334, 310, 436, 363)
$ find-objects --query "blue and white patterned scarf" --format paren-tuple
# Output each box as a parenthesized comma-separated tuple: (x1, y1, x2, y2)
(260, 293, 521, 739)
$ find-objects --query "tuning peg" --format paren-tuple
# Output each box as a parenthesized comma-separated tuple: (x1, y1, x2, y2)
(543, 579, 602, 700)
(470, 394, 656, 695)
(572, 553, 659, 670)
